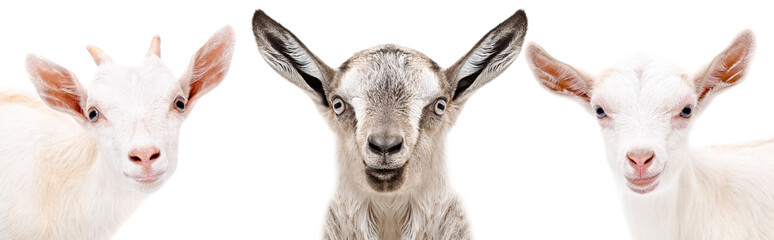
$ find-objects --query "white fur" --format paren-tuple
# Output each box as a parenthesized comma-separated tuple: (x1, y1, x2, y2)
(0, 90, 148, 239)
(0, 26, 234, 239)
(595, 58, 774, 239)
(527, 30, 773, 239)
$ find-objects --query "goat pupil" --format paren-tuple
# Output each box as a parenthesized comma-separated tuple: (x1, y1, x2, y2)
(176, 101, 185, 109)
(89, 111, 97, 119)
(596, 107, 605, 116)
(334, 102, 342, 109)
(682, 107, 691, 116)
(437, 103, 445, 111)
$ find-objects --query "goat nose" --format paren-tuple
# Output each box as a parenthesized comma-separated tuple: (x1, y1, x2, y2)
(627, 148, 655, 169)
(368, 134, 403, 155)
(129, 147, 161, 166)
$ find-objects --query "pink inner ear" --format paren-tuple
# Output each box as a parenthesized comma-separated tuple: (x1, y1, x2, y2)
(709, 44, 747, 85)
(698, 30, 754, 101)
(529, 45, 590, 101)
(28, 57, 86, 120)
(189, 45, 227, 102)
(186, 27, 235, 105)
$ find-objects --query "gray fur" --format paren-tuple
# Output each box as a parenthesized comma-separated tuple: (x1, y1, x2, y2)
(253, 9, 527, 239)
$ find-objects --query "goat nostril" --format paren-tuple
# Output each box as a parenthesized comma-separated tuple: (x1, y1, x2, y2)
(129, 147, 161, 163)
(368, 142, 381, 154)
(368, 135, 404, 155)
(627, 150, 655, 168)
(386, 140, 403, 154)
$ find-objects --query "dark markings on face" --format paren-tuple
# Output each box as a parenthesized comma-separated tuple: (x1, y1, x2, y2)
(428, 59, 441, 72)
(339, 59, 351, 72)
(365, 165, 406, 192)
(335, 45, 442, 89)
(334, 46, 446, 192)
(350, 46, 443, 126)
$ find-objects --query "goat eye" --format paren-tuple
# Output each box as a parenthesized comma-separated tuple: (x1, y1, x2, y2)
(594, 105, 607, 118)
(680, 105, 692, 118)
(86, 106, 100, 123)
(174, 96, 187, 113)
(433, 98, 447, 115)
(331, 97, 345, 115)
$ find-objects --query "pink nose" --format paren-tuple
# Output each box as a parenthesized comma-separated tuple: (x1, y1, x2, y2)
(129, 147, 161, 167)
(627, 148, 654, 170)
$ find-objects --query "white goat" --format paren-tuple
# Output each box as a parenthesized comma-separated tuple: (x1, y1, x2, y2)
(0, 26, 235, 239)
(526, 30, 774, 239)
(252, 10, 527, 240)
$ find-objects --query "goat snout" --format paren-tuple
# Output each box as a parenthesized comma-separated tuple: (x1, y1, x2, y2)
(368, 134, 403, 155)
(627, 148, 654, 170)
(129, 147, 161, 167)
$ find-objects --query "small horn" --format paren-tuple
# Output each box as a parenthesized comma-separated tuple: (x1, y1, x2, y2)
(147, 35, 161, 57)
(86, 45, 113, 65)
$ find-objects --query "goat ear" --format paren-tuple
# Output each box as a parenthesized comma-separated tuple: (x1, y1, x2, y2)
(444, 10, 527, 103)
(180, 25, 235, 110)
(525, 43, 592, 102)
(252, 10, 335, 107)
(26, 55, 88, 122)
(694, 30, 754, 103)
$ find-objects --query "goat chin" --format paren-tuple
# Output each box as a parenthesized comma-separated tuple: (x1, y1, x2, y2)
(618, 140, 774, 239)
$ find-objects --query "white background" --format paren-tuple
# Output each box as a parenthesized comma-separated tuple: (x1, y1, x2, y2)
(1, 0, 773, 239)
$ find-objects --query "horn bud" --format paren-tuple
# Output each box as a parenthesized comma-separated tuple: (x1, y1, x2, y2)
(86, 45, 113, 65)
(147, 35, 161, 57)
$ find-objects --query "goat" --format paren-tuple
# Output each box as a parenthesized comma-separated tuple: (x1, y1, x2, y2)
(252, 10, 527, 240)
(526, 30, 774, 239)
(0, 26, 235, 239)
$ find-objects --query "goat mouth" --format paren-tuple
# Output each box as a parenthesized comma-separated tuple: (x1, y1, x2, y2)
(625, 174, 660, 194)
(125, 172, 164, 183)
(366, 167, 402, 179)
(364, 163, 406, 192)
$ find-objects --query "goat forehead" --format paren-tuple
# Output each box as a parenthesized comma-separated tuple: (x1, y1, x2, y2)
(88, 62, 179, 114)
(337, 45, 443, 104)
(595, 60, 694, 112)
